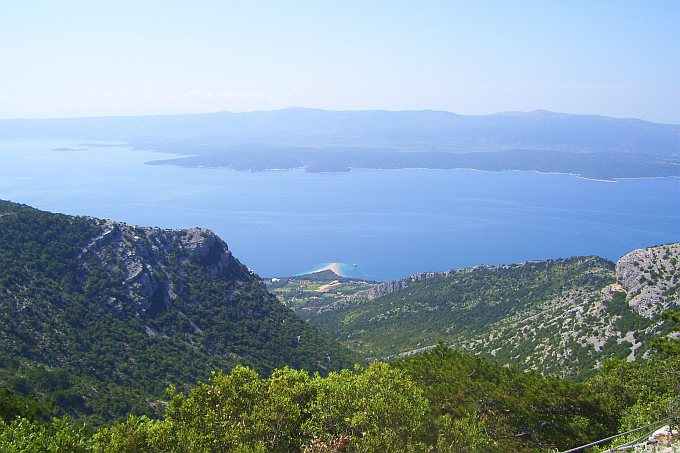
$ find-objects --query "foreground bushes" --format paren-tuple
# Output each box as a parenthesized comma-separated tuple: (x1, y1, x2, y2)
(95, 364, 431, 452)
(1, 346, 676, 452)
(1, 364, 431, 452)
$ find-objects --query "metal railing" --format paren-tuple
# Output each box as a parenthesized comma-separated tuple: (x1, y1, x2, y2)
(559, 417, 673, 453)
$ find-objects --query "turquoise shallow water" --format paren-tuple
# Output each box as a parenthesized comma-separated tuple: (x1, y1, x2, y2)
(0, 139, 678, 281)
(300, 263, 369, 279)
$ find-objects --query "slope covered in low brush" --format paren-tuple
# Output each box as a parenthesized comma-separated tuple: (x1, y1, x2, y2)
(304, 257, 614, 358)
(300, 246, 679, 377)
(0, 200, 357, 422)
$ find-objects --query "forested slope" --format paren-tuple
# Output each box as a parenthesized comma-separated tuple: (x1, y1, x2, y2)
(0, 200, 357, 422)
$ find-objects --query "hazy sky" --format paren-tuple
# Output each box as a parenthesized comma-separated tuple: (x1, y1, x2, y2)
(1, 1, 679, 123)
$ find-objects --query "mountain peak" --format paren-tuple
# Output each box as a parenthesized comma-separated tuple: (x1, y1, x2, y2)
(0, 199, 358, 420)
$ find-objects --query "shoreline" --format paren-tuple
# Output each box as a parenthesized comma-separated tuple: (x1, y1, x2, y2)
(142, 156, 680, 183)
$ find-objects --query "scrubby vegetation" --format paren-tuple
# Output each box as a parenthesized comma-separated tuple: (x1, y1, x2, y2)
(0, 342, 677, 452)
(0, 200, 357, 423)
(1, 200, 677, 451)
(303, 257, 616, 359)
(296, 248, 679, 379)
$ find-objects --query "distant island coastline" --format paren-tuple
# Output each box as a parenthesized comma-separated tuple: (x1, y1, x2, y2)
(144, 147, 680, 181)
(2, 108, 678, 180)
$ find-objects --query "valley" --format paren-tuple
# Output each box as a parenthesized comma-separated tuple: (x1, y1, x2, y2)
(1, 110, 678, 450)
(2, 2, 679, 450)
(0, 200, 677, 451)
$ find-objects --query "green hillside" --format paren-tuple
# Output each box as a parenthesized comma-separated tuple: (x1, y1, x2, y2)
(296, 248, 679, 378)
(0, 200, 677, 450)
(0, 200, 357, 423)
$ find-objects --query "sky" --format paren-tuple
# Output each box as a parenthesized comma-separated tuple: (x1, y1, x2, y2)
(1, 1, 679, 123)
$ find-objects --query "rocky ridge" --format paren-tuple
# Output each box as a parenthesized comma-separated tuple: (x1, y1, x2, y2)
(79, 220, 250, 318)
(616, 243, 680, 318)
(351, 261, 575, 301)
(296, 245, 680, 377)
(431, 245, 679, 375)
(0, 199, 357, 420)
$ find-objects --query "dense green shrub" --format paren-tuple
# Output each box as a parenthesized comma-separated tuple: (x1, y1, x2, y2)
(1, 346, 676, 452)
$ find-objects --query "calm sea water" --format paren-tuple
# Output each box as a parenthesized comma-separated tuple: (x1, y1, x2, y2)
(1, 139, 678, 281)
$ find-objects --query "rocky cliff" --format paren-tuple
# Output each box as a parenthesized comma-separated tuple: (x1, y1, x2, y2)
(353, 262, 566, 301)
(450, 245, 680, 377)
(78, 221, 251, 317)
(0, 200, 357, 420)
(616, 243, 680, 318)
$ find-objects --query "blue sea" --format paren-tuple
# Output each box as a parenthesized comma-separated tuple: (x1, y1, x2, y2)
(1, 139, 678, 281)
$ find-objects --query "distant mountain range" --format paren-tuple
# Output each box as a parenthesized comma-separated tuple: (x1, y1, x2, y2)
(277, 243, 680, 378)
(2, 108, 679, 179)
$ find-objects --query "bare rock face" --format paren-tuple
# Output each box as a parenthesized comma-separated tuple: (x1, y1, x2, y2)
(357, 271, 450, 300)
(78, 220, 251, 317)
(355, 259, 603, 301)
(616, 243, 680, 318)
(353, 267, 505, 301)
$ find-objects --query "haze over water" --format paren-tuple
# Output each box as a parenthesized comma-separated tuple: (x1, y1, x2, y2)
(1, 139, 678, 281)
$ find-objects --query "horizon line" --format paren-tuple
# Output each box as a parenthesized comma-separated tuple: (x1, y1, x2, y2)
(0, 106, 677, 126)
